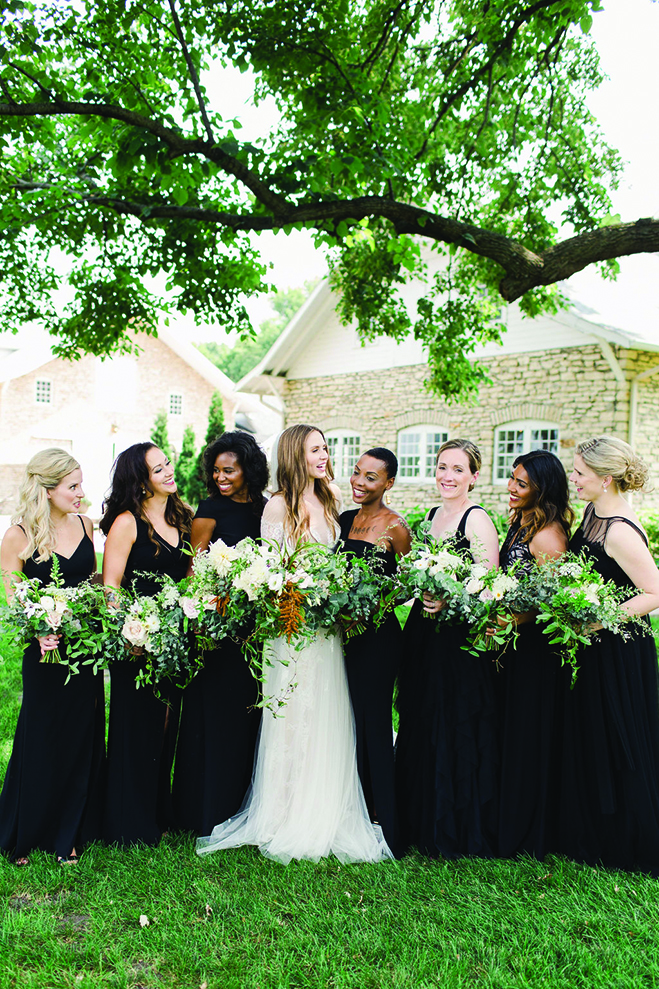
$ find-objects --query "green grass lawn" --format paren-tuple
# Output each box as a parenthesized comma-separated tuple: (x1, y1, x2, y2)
(1, 589, 659, 987)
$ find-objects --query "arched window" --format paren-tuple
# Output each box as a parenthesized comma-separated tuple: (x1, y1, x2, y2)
(493, 420, 560, 483)
(325, 429, 361, 479)
(397, 425, 449, 481)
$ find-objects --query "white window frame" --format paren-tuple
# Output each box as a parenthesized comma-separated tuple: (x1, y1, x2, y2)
(325, 430, 361, 479)
(35, 378, 52, 406)
(168, 392, 184, 417)
(493, 420, 560, 484)
(397, 425, 449, 482)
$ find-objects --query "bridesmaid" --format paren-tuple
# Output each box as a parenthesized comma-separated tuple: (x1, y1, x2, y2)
(173, 431, 268, 835)
(0, 449, 105, 864)
(100, 443, 192, 845)
(340, 448, 411, 857)
(395, 438, 499, 858)
(559, 436, 659, 874)
(497, 450, 573, 860)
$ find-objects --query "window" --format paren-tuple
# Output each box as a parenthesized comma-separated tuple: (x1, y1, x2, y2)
(326, 430, 361, 478)
(169, 393, 183, 416)
(35, 379, 52, 405)
(493, 420, 559, 483)
(397, 425, 449, 481)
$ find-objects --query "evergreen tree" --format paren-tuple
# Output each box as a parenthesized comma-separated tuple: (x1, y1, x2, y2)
(150, 409, 174, 461)
(187, 391, 227, 506)
(174, 425, 198, 505)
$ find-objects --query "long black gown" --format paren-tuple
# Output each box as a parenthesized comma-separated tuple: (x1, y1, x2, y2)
(172, 496, 262, 835)
(103, 516, 188, 846)
(339, 509, 401, 856)
(557, 503, 659, 874)
(395, 506, 498, 859)
(497, 519, 563, 859)
(0, 518, 105, 860)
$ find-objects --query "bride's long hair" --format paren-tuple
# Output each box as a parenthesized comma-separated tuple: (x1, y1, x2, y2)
(12, 448, 81, 563)
(275, 424, 339, 543)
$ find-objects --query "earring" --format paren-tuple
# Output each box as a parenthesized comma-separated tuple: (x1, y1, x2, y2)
(385, 493, 391, 506)
(602, 482, 608, 491)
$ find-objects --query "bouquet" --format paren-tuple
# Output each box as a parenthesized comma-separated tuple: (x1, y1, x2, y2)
(529, 551, 649, 686)
(462, 564, 534, 658)
(117, 575, 202, 688)
(0, 556, 105, 678)
(391, 533, 474, 625)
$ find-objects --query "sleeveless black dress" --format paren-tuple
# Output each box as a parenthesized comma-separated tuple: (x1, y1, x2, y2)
(172, 497, 262, 835)
(0, 519, 105, 860)
(395, 506, 498, 858)
(339, 509, 401, 856)
(557, 504, 659, 874)
(497, 519, 563, 859)
(103, 517, 188, 846)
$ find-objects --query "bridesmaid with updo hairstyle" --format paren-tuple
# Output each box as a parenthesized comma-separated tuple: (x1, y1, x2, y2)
(560, 436, 659, 874)
(0, 449, 104, 864)
(395, 438, 500, 859)
(173, 431, 268, 835)
(100, 443, 192, 846)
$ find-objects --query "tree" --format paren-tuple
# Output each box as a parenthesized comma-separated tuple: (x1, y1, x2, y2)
(174, 424, 198, 504)
(1, 0, 656, 398)
(198, 283, 316, 381)
(185, 391, 227, 506)
(150, 409, 173, 461)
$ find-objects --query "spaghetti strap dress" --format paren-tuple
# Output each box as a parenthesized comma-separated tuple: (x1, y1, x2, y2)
(497, 519, 563, 859)
(172, 497, 262, 835)
(557, 503, 659, 874)
(103, 517, 188, 846)
(339, 509, 402, 856)
(395, 506, 498, 858)
(0, 518, 105, 860)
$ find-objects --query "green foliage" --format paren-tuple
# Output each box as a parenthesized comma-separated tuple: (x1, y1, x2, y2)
(0, 0, 629, 395)
(150, 409, 173, 462)
(183, 390, 227, 507)
(174, 425, 198, 506)
(639, 510, 659, 566)
(198, 283, 316, 382)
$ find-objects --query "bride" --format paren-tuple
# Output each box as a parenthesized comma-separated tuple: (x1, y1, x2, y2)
(196, 424, 393, 864)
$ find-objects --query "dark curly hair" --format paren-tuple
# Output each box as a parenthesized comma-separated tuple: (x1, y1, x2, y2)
(362, 447, 398, 479)
(99, 442, 193, 550)
(203, 431, 269, 515)
(511, 449, 574, 542)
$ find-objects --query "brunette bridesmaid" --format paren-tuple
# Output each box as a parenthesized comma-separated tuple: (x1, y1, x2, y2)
(173, 431, 268, 835)
(100, 443, 192, 845)
(339, 448, 411, 856)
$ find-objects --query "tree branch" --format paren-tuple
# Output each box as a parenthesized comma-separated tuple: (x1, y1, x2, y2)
(166, 0, 215, 143)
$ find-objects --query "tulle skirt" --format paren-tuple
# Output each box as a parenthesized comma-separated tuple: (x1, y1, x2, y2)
(197, 630, 393, 865)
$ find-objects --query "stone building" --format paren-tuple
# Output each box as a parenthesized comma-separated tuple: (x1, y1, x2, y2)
(0, 325, 277, 517)
(239, 279, 659, 514)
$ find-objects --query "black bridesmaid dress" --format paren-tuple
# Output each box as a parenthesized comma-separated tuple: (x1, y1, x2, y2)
(339, 509, 401, 856)
(103, 516, 188, 846)
(395, 506, 498, 859)
(557, 503, 659, 874)
(496, 519, 562, 859)
(0, 518, 105, 860)
(172, 497, 261, 835)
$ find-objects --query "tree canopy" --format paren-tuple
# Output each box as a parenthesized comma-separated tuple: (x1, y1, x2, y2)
(1, 0, 656, 398)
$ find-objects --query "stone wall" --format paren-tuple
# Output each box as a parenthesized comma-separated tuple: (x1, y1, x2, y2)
(283, 344, 659, 514)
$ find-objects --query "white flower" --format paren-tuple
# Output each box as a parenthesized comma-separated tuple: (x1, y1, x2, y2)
(413, 557, 430, 572)
(479, 588, 495, 602)
(40, 595, 56, 612)
(268, 572, 284, 593)
(582, 584, 601, 607)
(234, 561, 271, 601)
(465, 578, 484, 595)
(45, 610, 63, 630)
(143, 613, 160, 633)
(160, 584, 180, 608)
(122, 617, 149, 647)
(492, 574, 518, 598)
(470, 565, 488, 580)
(202, 595, 217, 611)
(180, 596, 200, 619)
(208, 539, 240, 578)
(559, 562, 583, 578)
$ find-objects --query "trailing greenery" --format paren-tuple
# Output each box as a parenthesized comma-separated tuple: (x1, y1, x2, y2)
(2, 0, 653, 399)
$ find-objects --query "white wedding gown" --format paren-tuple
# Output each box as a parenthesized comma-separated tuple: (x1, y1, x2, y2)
(196, 516, 393, 865)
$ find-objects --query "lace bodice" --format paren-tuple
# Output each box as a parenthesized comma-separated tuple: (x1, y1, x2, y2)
(261, 495, 339, 550)
(500, 519, 535, 574)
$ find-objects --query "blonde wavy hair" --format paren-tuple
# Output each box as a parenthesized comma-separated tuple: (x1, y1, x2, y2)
(576, 436, 649, 493)
(275, 424, 339, 544)
(12, 448, 81, 563)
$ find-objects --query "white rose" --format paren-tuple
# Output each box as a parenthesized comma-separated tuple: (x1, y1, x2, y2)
(45, 611, 63, 630)
(413, 558, 430, 571)
(470, 565, 488, 580)
(180, 596, 200, 619)
(40, 595, 56, 612)
(122, 618, 149, 647)
(465, 578, 484, 595)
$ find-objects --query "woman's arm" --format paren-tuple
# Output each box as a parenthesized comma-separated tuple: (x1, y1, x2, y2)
(101, 512, 137, 602)
(529, 524, 568, 566)
(388, 515, 412, 557)
(605, 522, 659, 617)
(187, 517, 216, 575)
(1, 525, 27, 601)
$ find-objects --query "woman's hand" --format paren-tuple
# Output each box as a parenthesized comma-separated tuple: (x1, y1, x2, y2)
(38, 634, 61, 657)
(422, 591, 446, 614)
